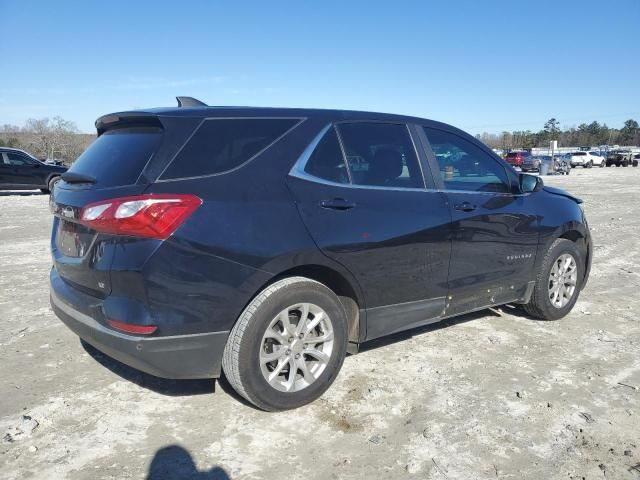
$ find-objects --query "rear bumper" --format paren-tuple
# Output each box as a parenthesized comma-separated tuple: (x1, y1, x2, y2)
(50, 268, 228, 379)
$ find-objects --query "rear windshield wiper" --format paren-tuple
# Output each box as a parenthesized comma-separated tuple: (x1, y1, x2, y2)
(61, 172, 96, 184)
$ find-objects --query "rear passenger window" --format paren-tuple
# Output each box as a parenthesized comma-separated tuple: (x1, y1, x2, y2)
(304, 128, 349, 184)
(423, 127, 511, 193)
(336, 123, 423, 188)
(162, 118, 300, 179)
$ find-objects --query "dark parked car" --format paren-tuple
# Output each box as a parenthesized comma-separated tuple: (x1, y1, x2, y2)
(504, 151, 532, 168)
(522, 155, 542, 172)
(606, 149, 637, 167)
(0, 147, 67, 192)
(49, 98, 592, 411)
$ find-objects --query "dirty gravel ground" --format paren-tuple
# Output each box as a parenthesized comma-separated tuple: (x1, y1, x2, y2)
(0, 167, 639, 480)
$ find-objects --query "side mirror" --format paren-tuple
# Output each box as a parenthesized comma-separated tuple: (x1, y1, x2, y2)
(519, 173, 543, 193)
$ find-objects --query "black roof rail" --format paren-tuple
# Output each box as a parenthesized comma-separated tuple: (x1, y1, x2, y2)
(176, 96, 208, 108)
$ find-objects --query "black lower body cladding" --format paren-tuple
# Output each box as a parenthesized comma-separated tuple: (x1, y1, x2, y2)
(50, 268, 229, 379)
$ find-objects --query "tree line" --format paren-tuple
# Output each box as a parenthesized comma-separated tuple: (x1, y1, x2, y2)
(0, 117, 94, 164)
(1, 115, 638, 164)
(476, 118, 639, 150)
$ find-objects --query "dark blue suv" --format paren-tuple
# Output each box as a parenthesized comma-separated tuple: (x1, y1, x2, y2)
(49, 98, 592, 410)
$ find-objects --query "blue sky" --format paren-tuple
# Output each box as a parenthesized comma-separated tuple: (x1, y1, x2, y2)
(1, 0, 638, 134)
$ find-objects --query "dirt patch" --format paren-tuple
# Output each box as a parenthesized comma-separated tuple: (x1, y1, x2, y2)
(1, 168, 639, 479)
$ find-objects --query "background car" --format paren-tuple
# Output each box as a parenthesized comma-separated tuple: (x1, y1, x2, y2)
(587, 152, 606, 167)
(606, 149, 636, 167)
(0, 147, 67, 192)
(553, 155, 571, 175)
(522, 155, 542, 172)
(568, 151, 604, 168)
(505, 151, 532, 169)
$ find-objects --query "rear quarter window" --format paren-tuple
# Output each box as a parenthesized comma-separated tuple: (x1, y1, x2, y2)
(68, 127, 161, 187)
(160, 118, 301, 179)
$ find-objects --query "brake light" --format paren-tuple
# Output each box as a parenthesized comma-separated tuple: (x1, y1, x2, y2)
(80, 194, 201, 240)
(107, 319, 157, 335)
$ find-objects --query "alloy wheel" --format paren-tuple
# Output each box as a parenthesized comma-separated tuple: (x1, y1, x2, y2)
(548, 253, 578, 308)
(259, 303, 334, 392)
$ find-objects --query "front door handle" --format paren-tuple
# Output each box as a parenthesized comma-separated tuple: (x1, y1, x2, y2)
(454, 201, 477, 212)
(319, 198, 356, 211)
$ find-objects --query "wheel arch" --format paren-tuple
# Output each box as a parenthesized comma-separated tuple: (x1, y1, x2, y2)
(546, 224, 591, 288)
(254, 263, 365, 344)
(45, 172, 62, 188)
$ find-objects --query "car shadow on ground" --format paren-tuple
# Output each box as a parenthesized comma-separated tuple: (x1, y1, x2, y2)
(81, 340, 215, 397)
(81, 340, 273, 409)
(0, 190, 46, 197)
(81, 305, 537, 403)
(147, 445, 231, 479)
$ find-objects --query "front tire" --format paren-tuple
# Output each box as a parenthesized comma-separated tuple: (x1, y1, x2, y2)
(46, 176, 60, 194)
(523, 239, 584, 321)
(222, 277, 348, 411)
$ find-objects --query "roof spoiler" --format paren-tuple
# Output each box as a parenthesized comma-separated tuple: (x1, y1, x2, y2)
(176, 96, 208, 108)
(95, 112, 163, 135)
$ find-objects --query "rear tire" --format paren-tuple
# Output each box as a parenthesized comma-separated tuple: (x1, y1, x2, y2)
(222, 277, 348, 411)
(523, 239, 584, 321)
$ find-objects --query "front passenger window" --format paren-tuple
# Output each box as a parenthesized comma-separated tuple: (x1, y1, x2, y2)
(423, 127, 511, 193)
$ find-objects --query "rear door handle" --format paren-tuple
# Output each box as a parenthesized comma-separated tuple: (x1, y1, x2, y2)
(319, 198, 356, 211)
(454, 201, 477, 212)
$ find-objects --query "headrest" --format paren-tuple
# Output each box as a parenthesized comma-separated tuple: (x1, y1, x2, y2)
(366, 148, 403, 185)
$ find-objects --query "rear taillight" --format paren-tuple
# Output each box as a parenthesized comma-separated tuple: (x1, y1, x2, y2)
(79, 194, 201, 240)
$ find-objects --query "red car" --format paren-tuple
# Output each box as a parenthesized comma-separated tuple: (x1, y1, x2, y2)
(505, 151, 532, 168)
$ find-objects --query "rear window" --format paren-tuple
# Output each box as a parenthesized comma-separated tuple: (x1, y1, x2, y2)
(572, 152, 586, 156)
(68, 127, 161, 187)
(506, 152, 520, 157)
(160, 118, 300, 179)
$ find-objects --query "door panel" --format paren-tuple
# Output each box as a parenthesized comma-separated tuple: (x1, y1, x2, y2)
(4, 152, 44, 187)
(0, 154, 11, 185)
(288, 176, 452, 337)
(286, 121, 452, 340)
(420, 126, 539, 315)
(445, 191, 538, 314)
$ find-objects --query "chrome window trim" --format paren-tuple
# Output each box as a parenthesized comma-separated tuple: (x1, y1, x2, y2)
(332, 124, 354, 184)
(157, 116, 306, 182)
(289, 123, 334, 180)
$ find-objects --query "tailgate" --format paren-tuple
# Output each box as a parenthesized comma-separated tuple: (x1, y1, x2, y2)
(50, 123, 164, 297)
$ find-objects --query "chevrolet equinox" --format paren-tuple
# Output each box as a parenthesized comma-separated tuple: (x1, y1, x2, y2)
(50, 97, 592, 411)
